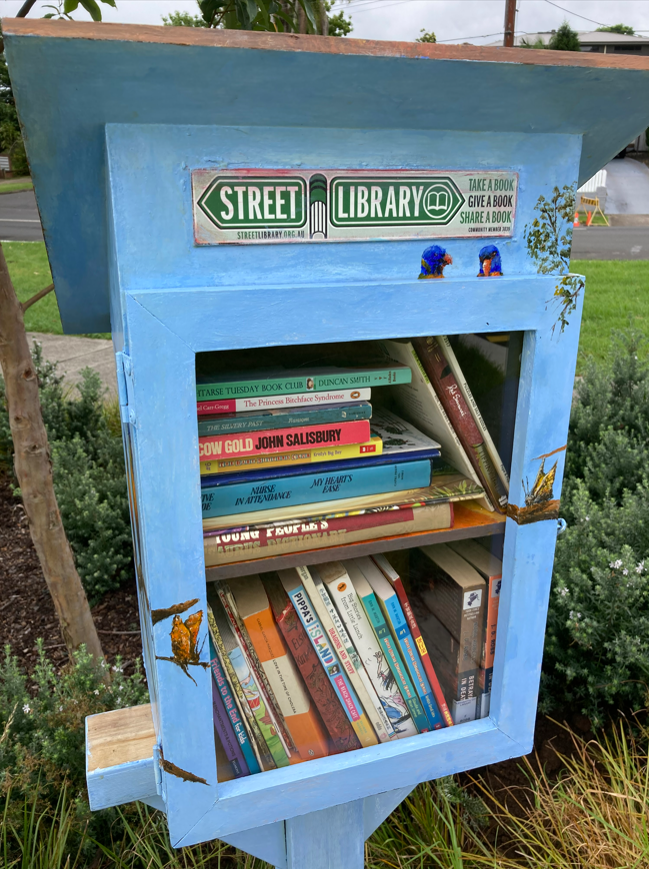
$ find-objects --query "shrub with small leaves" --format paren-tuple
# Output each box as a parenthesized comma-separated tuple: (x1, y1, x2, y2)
(542, 330, 649, 725)
(0, 344, 134, 603)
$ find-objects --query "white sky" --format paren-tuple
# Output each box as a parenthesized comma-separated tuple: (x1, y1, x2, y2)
(1, 0, 648, 44)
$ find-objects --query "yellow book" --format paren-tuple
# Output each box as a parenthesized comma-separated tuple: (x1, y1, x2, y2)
(201, 437, 382, 475)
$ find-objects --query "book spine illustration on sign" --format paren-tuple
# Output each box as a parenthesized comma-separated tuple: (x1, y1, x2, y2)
(207, 591, 290, 768)
(297, 564, 392, 744)
(203, 502, 453, 567)
(228, 575, 329, 762)
(357, 556, 445, 730)
(195, 362, 412, 401)
(208, 635, 259, 776)
(201, 458, 433, 518)
(348, 561, 429, 733)
(197, 401, 373, 436)
(277, 567, 378, 748)
(323, 562, 418, 738)
(199, 419, 372, 461)
(196, 387, 372, 416)
(378, 338, 491, 512)
(312, 565, 396, 741)
(412, 336, 507, 511)
(200, 437, 383, 475)
(262, 573, 362, 754)
(215, 581, 297, 759)
(371, 552, 454, 728)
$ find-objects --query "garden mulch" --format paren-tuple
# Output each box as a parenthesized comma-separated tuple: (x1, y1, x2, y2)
(0, 467, 142, 677)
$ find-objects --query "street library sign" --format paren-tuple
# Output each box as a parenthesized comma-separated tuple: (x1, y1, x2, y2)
(193, 169, 518, 244)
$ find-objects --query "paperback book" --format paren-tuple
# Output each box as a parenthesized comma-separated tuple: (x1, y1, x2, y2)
(197, 387, 372, 416)
(203, 502, 453, 567)
(199, 419, 371, 461)
(200, 438, 383, 476)
(197, 402, 372, 436)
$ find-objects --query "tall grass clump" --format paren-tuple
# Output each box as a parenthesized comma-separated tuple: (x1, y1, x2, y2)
(478, 719, 649, 868)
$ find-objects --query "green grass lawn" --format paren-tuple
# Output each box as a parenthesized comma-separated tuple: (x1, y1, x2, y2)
(4, 242, 648, 360)
(5, 241, 109, 338)
(0, 179, 33, 194)
(572, 259, 649, 371)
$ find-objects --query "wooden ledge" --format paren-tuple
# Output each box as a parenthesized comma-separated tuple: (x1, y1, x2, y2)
(86, 704, 161, 811)
(5, 18, 649, 73)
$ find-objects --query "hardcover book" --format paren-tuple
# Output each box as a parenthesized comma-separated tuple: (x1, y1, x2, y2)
(371, 552, 454, 728)
(197, 402, 372, 436)
(208, 637, 249, 778)
(356, 556, 445, 730)
(196, 362, 411, 401)
(197, 387, 371, 416)
(449, 539, 502, 719)
(411, 544, 487, 724)
(321, 562, 418, 738)
(347, 560, 429, 734)
(207, 589, 290, 768)
(199, 419, 371, 461)
(203, 502, 453, 567)
(277, 567, 378, 748)
(297, 566, 392, 744)
(437, 336, 510, 494)
(200, 437, 383, 476)
(262, 573, 362, 755)
(412, 336, 507, 511)
(201, 472, 482, 531)
(379, 338, 491, 512)
(228, 575, 330, 762)
(201, 458, 433, 518)
(311, 566, 396, 742)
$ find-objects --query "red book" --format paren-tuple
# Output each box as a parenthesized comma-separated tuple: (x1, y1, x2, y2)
(262, 574, 362, 755)
(412, 337, 504, 512)
(371, 552, 455, 728)
(199, 419, 371, 461)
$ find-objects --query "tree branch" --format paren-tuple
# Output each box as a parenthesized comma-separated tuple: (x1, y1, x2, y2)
(21, 282, 54, 313)
(16, 0, 38, 17)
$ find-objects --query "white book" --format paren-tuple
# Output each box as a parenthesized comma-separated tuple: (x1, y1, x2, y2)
(323, 561, 418, 739)
(437, 335, 510, 493)
(380, 339, 493, 512)
(295, 564, 389, 744)
(312, 564, 397, 741)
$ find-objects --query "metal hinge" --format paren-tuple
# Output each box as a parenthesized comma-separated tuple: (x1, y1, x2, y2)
(115, 351, 136, 425)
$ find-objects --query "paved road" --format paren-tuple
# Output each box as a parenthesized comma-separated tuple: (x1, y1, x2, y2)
(571, 226, 649, 260)
(0, 190, 43, 241)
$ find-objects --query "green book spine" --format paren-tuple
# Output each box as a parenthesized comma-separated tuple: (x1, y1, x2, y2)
(196, 366, 411, 401)
(358, 589, 430, 733)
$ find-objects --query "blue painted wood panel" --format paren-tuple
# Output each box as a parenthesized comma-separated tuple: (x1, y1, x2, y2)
(5, 22, 649, 331)
(285, 801, 365, 869)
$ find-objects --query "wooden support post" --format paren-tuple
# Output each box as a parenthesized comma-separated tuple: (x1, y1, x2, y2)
(284, 801, 365, 869)
(503, 0, 516, 47)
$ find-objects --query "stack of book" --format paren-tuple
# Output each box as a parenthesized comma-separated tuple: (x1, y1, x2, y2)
(206, 542, 503, 779)
(198, 339, 502, 566)
(205, 553, 464, 781)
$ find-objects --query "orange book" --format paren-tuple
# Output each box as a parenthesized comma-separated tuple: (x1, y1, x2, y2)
(229, 575, 329, 763)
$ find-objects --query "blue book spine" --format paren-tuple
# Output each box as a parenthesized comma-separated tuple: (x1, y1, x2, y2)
(383, 594, 444, 730)
(201, 448, 440, 488)
(202, 459, 432, 518)
(208, 636, 261, 774)
(198, 402, 372, 436)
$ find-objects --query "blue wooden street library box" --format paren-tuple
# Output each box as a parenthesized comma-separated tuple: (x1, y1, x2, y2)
(6, 20, 649, 868)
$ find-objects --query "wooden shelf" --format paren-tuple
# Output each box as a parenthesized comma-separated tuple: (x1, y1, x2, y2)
(205, 502, 505, 581)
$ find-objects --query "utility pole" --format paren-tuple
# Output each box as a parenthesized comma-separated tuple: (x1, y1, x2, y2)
(503, 0, 516, 46)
